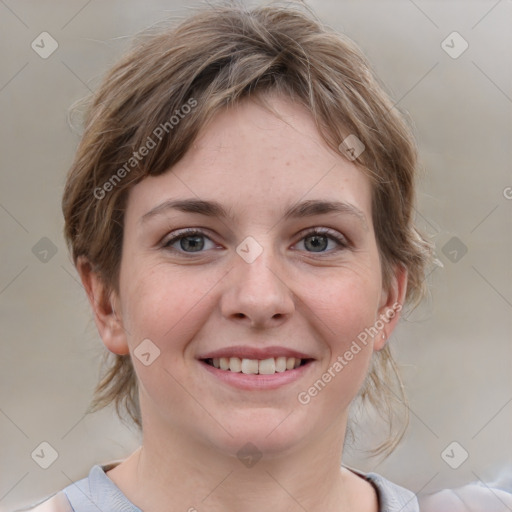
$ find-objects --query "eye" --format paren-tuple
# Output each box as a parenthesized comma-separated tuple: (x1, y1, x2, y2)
(162, 229, 217, 253)
(162, 227, 349, 255)
(294, 228, 349, 253)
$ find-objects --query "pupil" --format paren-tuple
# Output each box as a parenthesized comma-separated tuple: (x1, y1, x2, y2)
(181, 235, 204, 252)
(305, 235, 327, 252)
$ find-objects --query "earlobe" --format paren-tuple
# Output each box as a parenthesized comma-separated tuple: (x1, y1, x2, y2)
(374, 263, 408, 351)
(76, 257, 130, 356)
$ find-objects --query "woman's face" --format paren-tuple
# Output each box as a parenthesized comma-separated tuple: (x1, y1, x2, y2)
(108, 95, 403, 458)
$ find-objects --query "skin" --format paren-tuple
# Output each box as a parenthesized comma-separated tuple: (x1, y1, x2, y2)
(78, 93, 407, 512)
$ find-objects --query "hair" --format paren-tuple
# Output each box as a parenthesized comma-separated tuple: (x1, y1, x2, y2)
(62, 0, 435, 456)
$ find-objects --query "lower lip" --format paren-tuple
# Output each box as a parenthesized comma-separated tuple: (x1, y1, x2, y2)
(199, 360, 315, 390)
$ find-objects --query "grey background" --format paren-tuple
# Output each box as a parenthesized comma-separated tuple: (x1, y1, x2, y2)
(1, 0, 511, 509)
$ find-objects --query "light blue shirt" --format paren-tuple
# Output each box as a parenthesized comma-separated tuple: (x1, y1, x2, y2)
(24, 464, 420, 512)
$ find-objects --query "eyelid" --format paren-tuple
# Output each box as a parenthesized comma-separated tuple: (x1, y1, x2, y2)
(295, 227, 350, 250)
(161, 227, 217, 248)
(161, 226, 350, 255)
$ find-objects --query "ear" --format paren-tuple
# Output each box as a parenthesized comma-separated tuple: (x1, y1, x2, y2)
(76, 256, 130, 355)
(373, 263, 408, 351)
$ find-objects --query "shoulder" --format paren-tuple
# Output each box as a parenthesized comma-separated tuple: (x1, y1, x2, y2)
(345, 467, 420, 512)
(365, 472, 419, 512)
(418, 482, 512, 512)
(18, 462, 140, 512)
(60, 462, 141, 511)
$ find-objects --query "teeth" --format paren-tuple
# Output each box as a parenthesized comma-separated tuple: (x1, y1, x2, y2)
(209, 356, 305, 374)
(229, 357, 241, 372)
(241, 358, 259, 374)
(258, 358, 275, 375)
(275, 356, 287, 372)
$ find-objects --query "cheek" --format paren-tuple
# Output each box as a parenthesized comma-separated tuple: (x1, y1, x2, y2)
(304, 265, 381, 342)
(120, 262, 220, 347)
(118, 264, 217, 421)
(300, 268, 381, 397)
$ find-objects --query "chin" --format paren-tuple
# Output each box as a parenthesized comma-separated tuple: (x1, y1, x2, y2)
(205, 409, 312, 460)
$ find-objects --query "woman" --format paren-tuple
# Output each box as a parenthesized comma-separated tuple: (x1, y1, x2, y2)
(24, 2, 435, 510)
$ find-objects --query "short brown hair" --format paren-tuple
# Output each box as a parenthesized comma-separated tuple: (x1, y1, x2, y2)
(63, 0, 434, 455)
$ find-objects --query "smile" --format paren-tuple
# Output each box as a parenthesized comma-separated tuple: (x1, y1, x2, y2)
(199, 357, 315, 391)
(203, 356, 311, 375)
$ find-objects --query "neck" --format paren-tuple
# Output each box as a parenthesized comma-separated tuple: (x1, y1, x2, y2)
(108, 415, 368, 512)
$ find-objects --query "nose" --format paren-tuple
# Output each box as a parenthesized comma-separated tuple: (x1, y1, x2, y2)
(220, 244, 295, 329)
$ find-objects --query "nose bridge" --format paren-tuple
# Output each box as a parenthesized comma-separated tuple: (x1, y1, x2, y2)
(239, 242, 280, 286)
(221, 235, 294, 326)
(235, 236, 285, 297)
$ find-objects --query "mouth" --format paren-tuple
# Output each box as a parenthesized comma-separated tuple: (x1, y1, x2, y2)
(197, 346, 316, 390)
(202, 356, 313, 375)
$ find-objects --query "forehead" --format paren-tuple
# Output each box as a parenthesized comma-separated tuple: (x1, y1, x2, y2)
(125, 95, 373, 227)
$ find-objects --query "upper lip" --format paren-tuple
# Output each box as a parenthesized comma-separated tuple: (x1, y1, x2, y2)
(197, 346, 315, 360)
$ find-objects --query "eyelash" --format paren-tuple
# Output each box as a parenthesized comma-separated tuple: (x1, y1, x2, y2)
(161, 227, 349, 255)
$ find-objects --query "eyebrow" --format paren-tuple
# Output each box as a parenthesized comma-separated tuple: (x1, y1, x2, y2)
(140, 198, 368, 229)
